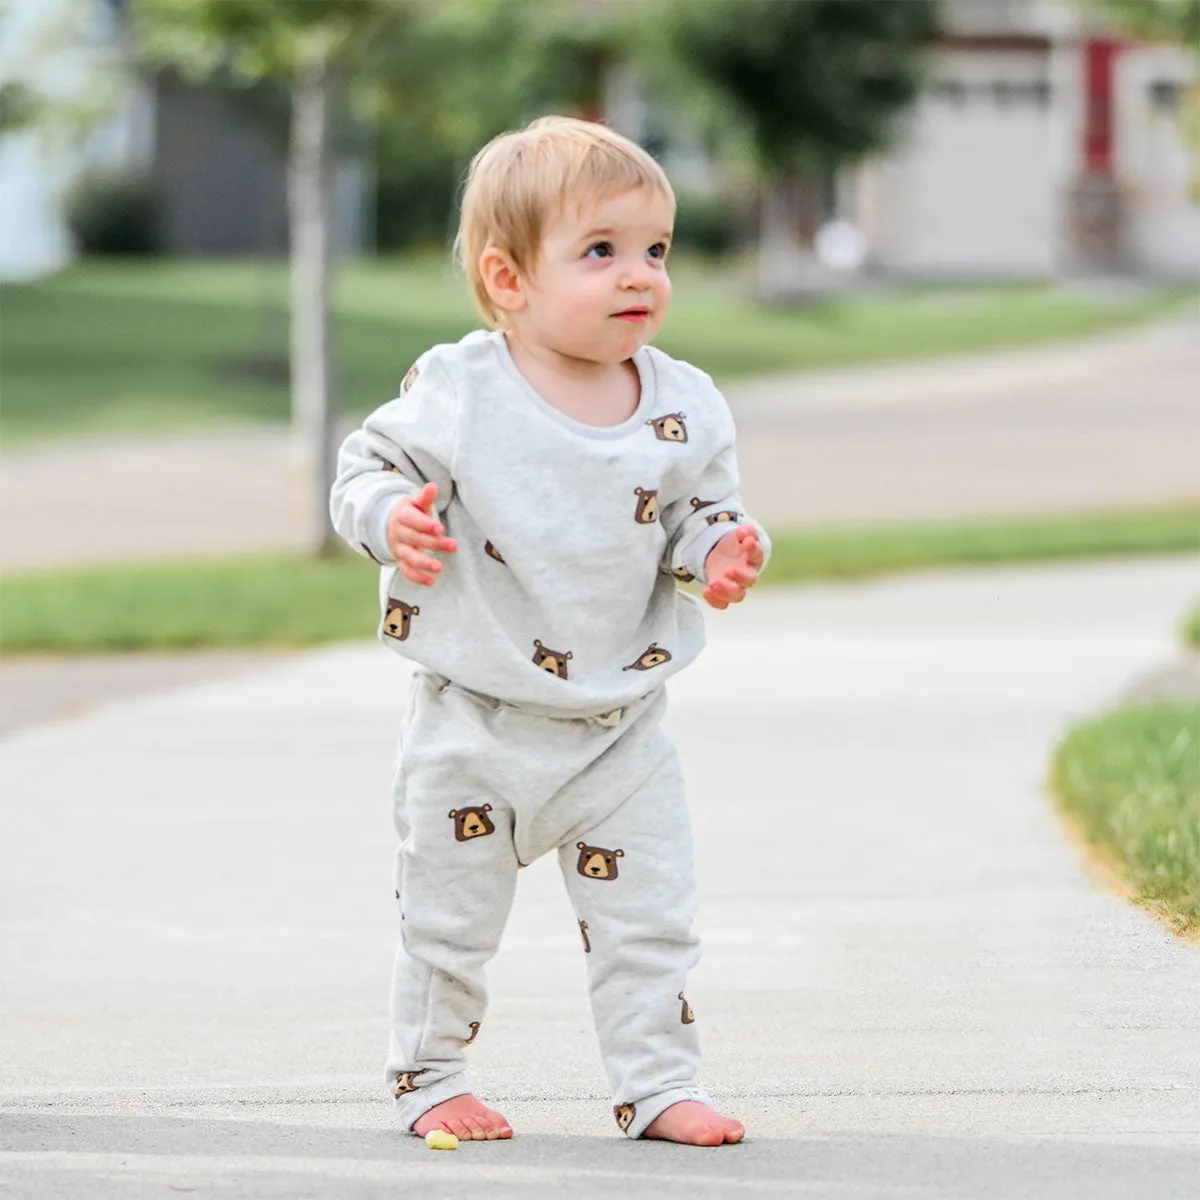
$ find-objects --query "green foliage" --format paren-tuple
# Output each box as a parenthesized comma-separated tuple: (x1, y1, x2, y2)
(671, 191, 751, 257)
(1052, 702, 1200, 936)
(128, 0, 407, 84)
(667, 0, 940, 175)
(3, 509, 1198, 654)
(1084, 0, 1200, 48)
(64, 171, 161, 256)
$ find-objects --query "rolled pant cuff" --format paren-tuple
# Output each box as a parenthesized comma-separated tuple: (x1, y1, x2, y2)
(393, 1072, 476, 1132)
(624, 1085, 710, 1140)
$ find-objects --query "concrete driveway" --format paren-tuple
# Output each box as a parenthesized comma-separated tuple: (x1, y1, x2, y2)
(3, 556, 1199, 1198)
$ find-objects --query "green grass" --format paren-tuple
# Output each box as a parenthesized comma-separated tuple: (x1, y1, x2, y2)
(2, 504, 1197, 655)
(1, 256, 1190, 445)
(1051, 702, 1200, 938)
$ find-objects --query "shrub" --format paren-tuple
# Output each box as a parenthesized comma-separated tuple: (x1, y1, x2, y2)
(65, 170, 161, 256)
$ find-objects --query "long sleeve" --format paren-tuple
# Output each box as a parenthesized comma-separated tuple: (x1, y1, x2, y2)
(658, 430, 772, 585)
(329, 352, 460, 565)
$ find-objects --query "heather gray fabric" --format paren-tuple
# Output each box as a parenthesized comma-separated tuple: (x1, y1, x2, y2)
(386, 670, 708, 1139)
(330, 330, 771, 720)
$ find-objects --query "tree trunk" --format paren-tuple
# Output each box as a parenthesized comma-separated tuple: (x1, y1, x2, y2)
(288, 42, 339, 557)
(755, 174, 834, 302)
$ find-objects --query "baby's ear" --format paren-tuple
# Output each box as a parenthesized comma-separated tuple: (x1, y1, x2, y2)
(479, 245, 527, 314)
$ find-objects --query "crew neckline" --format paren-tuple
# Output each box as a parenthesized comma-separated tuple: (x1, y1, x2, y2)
(490, 331, 657, 440)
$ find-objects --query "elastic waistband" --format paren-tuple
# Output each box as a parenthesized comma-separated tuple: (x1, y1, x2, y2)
(419, 671, 647, 727)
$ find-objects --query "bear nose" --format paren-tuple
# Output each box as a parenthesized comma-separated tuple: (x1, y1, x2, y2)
(589, 865, 601, 874)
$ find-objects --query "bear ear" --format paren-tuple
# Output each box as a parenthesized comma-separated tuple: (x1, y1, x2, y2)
(534, 639, 543, 649)
(411, 606, 419, 616)
(448, 809, 458, 818)
(615, 849, 625, 857)
(565, 651, 573, 660)
(482, 803, 492, 812)
(577, 842, 586, 850)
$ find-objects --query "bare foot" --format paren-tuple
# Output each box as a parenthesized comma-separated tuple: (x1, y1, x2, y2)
(412, 1094, 513, 1141)
(643, 1101, 744, 1146)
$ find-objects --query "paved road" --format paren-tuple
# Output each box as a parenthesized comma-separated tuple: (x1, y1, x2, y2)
(1, 316, 1196, 572)
(3, 557, 1199, 1198)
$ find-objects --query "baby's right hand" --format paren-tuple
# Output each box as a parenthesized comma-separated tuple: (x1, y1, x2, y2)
(387, 482, 458, 586)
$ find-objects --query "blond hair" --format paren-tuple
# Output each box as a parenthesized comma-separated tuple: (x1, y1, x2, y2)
(455, 115, 675, 325)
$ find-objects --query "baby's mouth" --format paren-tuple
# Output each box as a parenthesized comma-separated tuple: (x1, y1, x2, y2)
(613, 307, 650, 322)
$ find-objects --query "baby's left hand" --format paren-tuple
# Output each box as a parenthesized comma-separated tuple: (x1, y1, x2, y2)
(702, 526, 764, 609)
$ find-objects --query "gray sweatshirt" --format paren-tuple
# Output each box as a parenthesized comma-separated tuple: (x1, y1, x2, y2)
(330, 330, 770, 719)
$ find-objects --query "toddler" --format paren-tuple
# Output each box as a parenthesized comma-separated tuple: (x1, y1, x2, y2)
(330, 115, 768, 1147)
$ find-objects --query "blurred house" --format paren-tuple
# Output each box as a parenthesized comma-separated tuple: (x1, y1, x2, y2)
(0, 0, 364, 281)
(853, 0, 1200, 279)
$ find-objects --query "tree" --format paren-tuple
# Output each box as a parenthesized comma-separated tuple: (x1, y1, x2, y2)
(130, 0, 408, 557)
(1084, 0, 1200, 48)
(666, 0, 940, 297)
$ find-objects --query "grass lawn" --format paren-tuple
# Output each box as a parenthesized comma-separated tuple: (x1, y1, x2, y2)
(2, 505, 1197, 655)
(0, 256, 1191, 446)
(1051, 701, 1200, 940)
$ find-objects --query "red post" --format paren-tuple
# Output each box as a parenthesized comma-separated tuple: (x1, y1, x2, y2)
(1083, 38, 1121, 176)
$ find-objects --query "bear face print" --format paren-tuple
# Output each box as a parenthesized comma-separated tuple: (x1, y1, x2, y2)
(393, 1070, 425, 1098)
(623, 643, 673, 672)
(679, 992, 695, 1024)
(646, 412, 688, 442)
(614, 1104, 636, 1132)
(633, 487, 659, 524)
(384, 598, 419, 641)
(401, 363, 420, 393)
(449, 804, 495, 841)
(532, 640, 572, 680)
(705, 510, 740, 526)
(465, 1021, 481, 1045)
(576, 842, 624, 881)
(484, 540, 506, 564)
(672, 566, 696, 582)
(578, 919, 591, 954)
(690, 497, 716, 511)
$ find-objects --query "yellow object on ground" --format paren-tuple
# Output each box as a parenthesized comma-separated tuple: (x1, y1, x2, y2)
(424, 1129, 459, 1151)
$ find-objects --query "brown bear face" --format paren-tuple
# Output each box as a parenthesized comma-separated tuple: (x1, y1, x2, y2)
(623, 643, 672, 672)
(614, 1103, 636, 1132)
(465, 1021, 481, 1044)
(449, 804, 495, 841)
(401, 363, 420, 393)
(647, 413, 688, 442)
(690, 497, 715, 511)
(532, 640, 572, 679)
(393, 1070, 425, 1097)
(578, 919, 591, 954)
(633, 487, 659, 524)
(672, 566, 696, 582)
(576, 842, 624, 881)
(705, 510, 740, 525)
(384, 598, 419, 640)
(679, 992, 695, 1024)
(484, 540, 506, 564)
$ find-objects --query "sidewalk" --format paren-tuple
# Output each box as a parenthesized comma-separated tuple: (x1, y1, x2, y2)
(2, 556, 1198, 1198)
(1, 314, 1197, 572)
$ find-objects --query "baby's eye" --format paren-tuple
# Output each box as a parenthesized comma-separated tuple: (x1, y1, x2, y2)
(584, 241, 614, 259)
(647, 242, 669, 260)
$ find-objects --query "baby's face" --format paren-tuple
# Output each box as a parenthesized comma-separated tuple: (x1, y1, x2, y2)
(518, 186, 674, 366)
